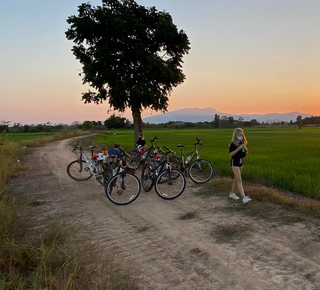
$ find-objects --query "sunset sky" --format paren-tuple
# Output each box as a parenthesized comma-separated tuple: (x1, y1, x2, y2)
(1, 0, 319, 125)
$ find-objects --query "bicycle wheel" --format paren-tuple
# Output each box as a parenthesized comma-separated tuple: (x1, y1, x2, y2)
(155, 168, 186, 200)
(127, 150, 141, 169)
(169, 155, 182, 170)
(168, 155, 183, 180)
(105, 172, 141, 205)
(141, 162, 154, 192)
(102, 163, 113, 185)
(93, 162, 105, 186)
(67, 160, 93, 181)
(188, 159, 214, 183)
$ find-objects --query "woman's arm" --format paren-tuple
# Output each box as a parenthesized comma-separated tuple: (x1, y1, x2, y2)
(229, 144, 245, 157)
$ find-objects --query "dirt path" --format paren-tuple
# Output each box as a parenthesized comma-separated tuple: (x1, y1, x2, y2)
(11, 137, 320, 289)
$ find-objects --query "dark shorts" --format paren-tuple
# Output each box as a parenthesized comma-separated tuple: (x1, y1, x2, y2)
(231, 158, 243, 168)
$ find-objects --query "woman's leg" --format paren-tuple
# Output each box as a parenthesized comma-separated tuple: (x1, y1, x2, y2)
(231, 178, 237, 193)
(232, 167, 245, 198)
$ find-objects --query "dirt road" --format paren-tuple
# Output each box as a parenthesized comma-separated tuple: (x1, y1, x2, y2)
(11, 137, 320, 289)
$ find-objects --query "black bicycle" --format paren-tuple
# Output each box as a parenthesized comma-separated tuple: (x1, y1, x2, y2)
(104, 147, 141, 205)
(127, 136, 159, 169)
(141, 146, 186, 200)
(169, 138, 214, 184)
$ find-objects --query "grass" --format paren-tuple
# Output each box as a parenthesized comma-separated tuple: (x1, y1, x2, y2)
(2, 132, 55, 143)
(195, 177, 320, 220)
(3, 128, 89, 148)
(0, 131, 139, 290)
(0, 142, 23, 195)
(0, 217, 138, 289)
(93, 127, 320, 199)
(3, 127, 319, 288)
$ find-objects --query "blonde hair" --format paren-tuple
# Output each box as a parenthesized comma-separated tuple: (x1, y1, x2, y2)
(231, 128, 247, 146)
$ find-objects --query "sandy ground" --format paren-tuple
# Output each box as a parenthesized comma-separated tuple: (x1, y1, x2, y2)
(11, 137, 320, 290)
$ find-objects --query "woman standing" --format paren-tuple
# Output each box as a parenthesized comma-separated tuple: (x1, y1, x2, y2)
(229, 128, 252, 204)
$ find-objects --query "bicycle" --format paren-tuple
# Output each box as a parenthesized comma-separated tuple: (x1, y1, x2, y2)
(67, 141, 106, 185)
(127, 136, 159, 169)
(141, 146, 186, 200)
(104, 147, 141, 205)
(169, 137, 214, 184)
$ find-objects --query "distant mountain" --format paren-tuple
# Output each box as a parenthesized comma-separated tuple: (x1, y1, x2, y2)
(142, 108, 312, 124)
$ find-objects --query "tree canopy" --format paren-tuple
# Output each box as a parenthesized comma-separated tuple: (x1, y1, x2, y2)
(65, 0, 190, 138)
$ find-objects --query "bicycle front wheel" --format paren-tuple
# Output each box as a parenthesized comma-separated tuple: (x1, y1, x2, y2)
(93, 162, 105, 186)
(67, 160, 93, 181)
(105, 172, 141, 205)
(141, 162, 154, 192)
(155, 168, 186, 200)
(169, 155, 182, 170)
(189, 159, 214, 183)
(127, 150, 141, 169)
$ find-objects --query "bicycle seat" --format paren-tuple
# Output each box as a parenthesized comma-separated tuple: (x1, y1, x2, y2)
(88, 145, 97, 149)
(177, 144, 185, 148)
(91, 155, 99, 160)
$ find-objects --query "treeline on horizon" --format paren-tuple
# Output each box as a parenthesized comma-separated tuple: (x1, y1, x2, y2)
(1, 114, 319, 133)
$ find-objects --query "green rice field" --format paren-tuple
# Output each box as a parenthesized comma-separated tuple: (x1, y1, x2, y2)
(3, 132, 54, 142)
(94, 127, 320, 199)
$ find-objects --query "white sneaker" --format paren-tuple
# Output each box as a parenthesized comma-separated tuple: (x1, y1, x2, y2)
(229, 193, 240, 200)
(242, 196, 252, 204)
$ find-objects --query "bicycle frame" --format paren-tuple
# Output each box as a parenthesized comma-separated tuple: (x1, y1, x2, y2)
(80, 150, 96, 174)
(141, 145, 187, 197)
(140, 136, 158, 159)
(177, 138, 202, 171)
(128, 136, 159, 169)
(104, 155, 123, 177)
(147, 146, 174, 182)
(107, 148, 134, 191)
(167, 138, 213, 184)
(72, 141, 104, 181)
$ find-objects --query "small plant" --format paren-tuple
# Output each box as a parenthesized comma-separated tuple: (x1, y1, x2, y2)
(212, 224, 250, 244)
(179, 211, 196, 220)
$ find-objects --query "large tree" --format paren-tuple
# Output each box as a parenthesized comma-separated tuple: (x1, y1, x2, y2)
(65, 0, 190, 141)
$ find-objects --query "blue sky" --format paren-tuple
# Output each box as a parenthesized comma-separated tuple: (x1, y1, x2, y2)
(1, 0, 319, 124)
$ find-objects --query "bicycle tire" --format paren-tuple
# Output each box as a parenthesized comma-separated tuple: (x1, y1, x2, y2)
(93, 162, 105, 186)
(141, 162, 154, 192)
(67, 160, 93, 181)
(127, 150, 141, 169)
(105, 172, 141, 205)
(155, 168, 186, 200)
(188, 159, 214, 183)
(168, 155, 184, 180)
(169, 155, 182, 170)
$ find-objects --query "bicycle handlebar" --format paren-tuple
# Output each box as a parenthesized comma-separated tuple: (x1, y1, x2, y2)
(194, 137, 203, 146)
(163, 146, 176, 155)
(72, 141, 80, 152)
(150, 136, 158, 143)
(156, 146, 165, 154)
(119, 147, 130, 157)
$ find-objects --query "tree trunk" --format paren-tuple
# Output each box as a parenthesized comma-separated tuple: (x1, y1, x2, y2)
(132, 108, 143, 148)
